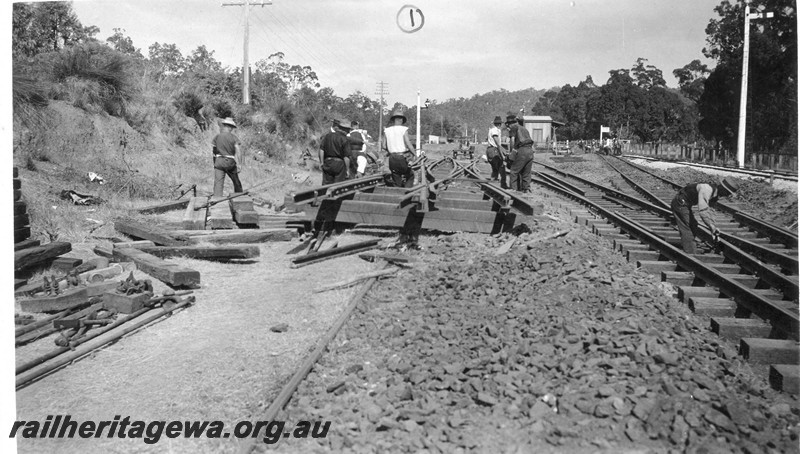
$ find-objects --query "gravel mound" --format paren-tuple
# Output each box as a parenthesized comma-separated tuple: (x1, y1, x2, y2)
(271, 225, 799, 453)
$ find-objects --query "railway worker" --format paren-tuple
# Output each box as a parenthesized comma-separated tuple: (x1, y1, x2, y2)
(212, 117, 244, 197)
(318, 118, 352, 185)
(347, 121, 368, 178)
(486, 116, 508, 188)
(505, 114, 535, 193)
(382, 109, 416, 188)
(670, 178, 740, 254)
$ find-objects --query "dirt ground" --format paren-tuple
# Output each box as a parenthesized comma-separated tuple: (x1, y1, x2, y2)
(15, 234, 378, 454)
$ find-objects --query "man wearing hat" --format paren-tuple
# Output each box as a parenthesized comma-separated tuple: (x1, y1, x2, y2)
(348, 121, 369, 178)
(382, 109, 416, 188)
(505, 114, 535, 192)
(670, 178, 740, 254)
(486, 116, 507, 188)
(212, 117, 244, 197)
(318, 118, 353, 185)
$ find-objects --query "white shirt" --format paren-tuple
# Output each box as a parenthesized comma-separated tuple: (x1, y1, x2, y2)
(384, 125, 409, 153)
(488, 126, 502, 148)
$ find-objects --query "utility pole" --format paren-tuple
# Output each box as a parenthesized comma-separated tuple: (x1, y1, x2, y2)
(375, 81, 389, 149)
(737, 5, 773, 168)
(222, 0, 272, 105)
(416, 89, 421, 155)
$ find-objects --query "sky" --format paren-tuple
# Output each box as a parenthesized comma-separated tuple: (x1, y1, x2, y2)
(69, 0, 725, 106)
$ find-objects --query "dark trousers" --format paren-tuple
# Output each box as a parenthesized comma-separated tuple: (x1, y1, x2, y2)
(322, 158, 347, 185)
(489, 154, 507, 188)
(671, 195, 698, 254)
(213, 158, 243, 197)
(388, 152, 415, 188)
(508, 146, 533, 191)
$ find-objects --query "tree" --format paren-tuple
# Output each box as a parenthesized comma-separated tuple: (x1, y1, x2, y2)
(12, 1, 97, 57)
(256, 52, 320, 99)
(187, 45, 222, 73)
(631, 57, 666, 90)
(147, 42, 186, 79)
(106, 28, 142, 58)
(699, 0, 797, 154)
(673, 59, 710, 102)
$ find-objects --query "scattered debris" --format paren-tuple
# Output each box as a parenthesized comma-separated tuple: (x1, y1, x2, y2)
(60, 190, 102, 206)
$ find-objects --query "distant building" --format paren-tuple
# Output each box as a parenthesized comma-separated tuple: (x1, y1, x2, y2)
(520, 116, 565, 147)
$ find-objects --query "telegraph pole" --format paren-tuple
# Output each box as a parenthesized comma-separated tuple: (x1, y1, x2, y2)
(736, 5, 773, 168)
(375, 81, 389, 149)
(222, 0, 272, 105)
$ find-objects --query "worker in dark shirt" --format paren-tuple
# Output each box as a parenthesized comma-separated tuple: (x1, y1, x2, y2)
(318, 118, 352, 185)
(212, 117, 244, 196)
(505, 114, 535, 192)
(671, 178, 739, 254)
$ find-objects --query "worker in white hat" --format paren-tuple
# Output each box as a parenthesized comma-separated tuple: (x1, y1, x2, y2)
(212, 117, 243, 196)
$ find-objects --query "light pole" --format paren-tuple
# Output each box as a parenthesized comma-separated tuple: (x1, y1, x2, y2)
(737, 5, 773, 168)
(416, 90, 421, 156)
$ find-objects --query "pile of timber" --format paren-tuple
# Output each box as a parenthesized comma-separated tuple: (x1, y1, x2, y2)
(182, 194, 260, 230)
(13, 167, 30, 243)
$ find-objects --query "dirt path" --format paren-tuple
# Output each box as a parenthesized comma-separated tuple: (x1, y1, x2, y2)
(15, 234, 379, 453)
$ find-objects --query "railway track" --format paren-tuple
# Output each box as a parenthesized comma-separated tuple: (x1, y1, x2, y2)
(534, 156, 799, 393)
(291, 154, 540, 235)
(622, 154, 798, 182)
(234, 153, 799, 452)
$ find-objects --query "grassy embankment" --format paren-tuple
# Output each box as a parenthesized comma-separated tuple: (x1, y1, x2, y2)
(13, 43, 321, 245)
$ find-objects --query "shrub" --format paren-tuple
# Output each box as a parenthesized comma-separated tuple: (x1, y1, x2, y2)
(211, 99, 233, 119)
(173, 90, 204, 118)
(273, 102, 295, 132)
(43, 42, 136, 117)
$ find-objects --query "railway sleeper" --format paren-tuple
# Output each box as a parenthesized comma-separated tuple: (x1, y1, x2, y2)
(554, 178, 800, 388)
(711, 317, 774, 340)
(770, 365, 800, 394)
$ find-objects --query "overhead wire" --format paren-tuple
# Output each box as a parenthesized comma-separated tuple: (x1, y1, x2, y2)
(249, 11, 335, 83)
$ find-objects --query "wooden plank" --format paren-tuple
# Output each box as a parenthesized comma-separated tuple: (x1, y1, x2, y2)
(14, 239, 40, 251)
(13, 167, 18, 178)
(18, 281, 118, 313)
(770, 364, 800, 394)
(740, 338, 800, 364)
(15, 279, 27, 289)
(208, 196, 236, 229)
(14, 213, 30, 229)
(112, 247, 201, 288)
(51, 256, 83, 272)
(14, 201, 26, 215)
(115, 218, 194, 246)
(303, 200, 513, 234)
(182, 196, 207, 230)
(137, 245, 260, 260)
(14, 189, 21, 201)
(114, 240, 157, 249)
(14, 227, 31, 243)
(230, 196, 259, 225)
(13, 178, 21, 190)
(14, 242, 71, 271)
(138, 199, 190, 215)
(161, 229, 297, 243)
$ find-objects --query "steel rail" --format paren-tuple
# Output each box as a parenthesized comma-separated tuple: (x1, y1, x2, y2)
(454, 161, 538, 216)
(531, 175, 799, 338)
(291, 174, 385, 205)
(539, 169, 798, 299)
(599, 155, 670, 209)
(535, 161, 673, 218)
(621, 154, 798, 181)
